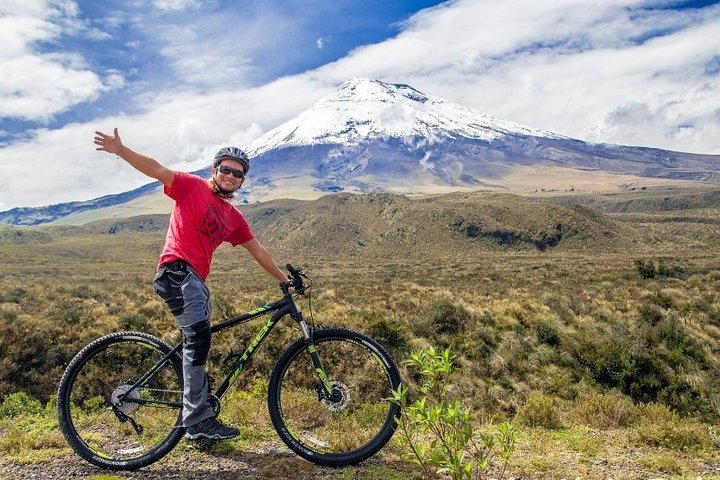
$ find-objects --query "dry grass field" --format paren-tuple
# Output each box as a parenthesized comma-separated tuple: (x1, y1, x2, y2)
(1, 186, 720, 479)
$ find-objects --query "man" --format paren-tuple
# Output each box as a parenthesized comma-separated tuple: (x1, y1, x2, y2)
(94, 128, 289, 441)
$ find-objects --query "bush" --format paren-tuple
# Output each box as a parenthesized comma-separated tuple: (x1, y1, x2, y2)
(536, 322, 559, 346)
(632, 417, 713, 451)
(515, 392, 563, 429)
(633, 402, 678, 424)
(0, 392, 43, 418)
(634, 259, 687, 280)
(568, 392, 636, 429)
(413, 298, 472, 338)
(391, 346, 516, 480)
(367, 317, 408, 352)
(0, 287, 26, 304)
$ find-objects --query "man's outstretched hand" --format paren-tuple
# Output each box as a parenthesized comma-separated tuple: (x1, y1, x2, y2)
(94, 128, 123, 155)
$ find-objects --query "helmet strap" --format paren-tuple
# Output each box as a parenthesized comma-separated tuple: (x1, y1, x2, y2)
(207, 177, 236, 199)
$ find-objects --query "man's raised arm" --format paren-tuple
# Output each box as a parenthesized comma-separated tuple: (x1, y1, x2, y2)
(94, 128, 175, 187)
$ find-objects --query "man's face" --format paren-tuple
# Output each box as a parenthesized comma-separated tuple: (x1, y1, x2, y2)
(212, 158, 246, 192)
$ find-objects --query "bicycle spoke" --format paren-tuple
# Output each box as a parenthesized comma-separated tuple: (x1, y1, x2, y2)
(58, 333, 184, 469)
(269, 329, 400, 465)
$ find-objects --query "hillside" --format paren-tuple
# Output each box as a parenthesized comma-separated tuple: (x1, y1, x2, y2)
(70, 191, 634, 257)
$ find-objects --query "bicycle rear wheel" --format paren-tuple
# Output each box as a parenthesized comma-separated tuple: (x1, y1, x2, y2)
(57, 331, 184, 470)
(268, 328, 401, 466)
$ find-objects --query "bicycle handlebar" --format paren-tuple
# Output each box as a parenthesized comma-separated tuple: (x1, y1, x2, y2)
(283, 263, 308, 294)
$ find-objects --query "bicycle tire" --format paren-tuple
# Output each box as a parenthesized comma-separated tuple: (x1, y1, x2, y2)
(57, 331, 184, 470)
(268, 328, 401, 466)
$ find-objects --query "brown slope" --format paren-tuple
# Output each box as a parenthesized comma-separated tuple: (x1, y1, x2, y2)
(58, 191, 632, 258)
(241, 191, 632, 258)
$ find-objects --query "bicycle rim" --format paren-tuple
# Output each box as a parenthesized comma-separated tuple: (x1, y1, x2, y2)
(269, 329, 400, 465)
(58, 332, 183, 469)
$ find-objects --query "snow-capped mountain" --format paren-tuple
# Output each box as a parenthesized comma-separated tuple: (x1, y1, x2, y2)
(1, 77, 718, 226)
(241, 77, 718, 197)
(245, 77, 565, 156)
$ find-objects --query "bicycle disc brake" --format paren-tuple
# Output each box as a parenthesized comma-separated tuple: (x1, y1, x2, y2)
(111, 383, 142, 415)
(320, 381, 350, 413)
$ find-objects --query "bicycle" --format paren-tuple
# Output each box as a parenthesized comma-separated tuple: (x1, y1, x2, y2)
(56, 265, 401, 470)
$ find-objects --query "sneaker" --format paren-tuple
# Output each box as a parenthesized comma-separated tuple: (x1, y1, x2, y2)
(184, 417, 240, 440)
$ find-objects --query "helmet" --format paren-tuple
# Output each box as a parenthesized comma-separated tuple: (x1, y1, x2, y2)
(213, 147, 250, 173)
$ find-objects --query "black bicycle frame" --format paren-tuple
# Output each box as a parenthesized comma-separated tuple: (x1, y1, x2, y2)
(121, 289, 334, 409)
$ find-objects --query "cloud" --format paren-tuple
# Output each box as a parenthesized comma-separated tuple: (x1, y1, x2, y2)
(1, 0, 719, 210)
(0, 1, 113, 121)
(140, 3, 308, 89)
(0, 75, 331, 208)
(152, 0, 205, 12)
(312, 0, 720, 154)
(317, 36, 329, 49)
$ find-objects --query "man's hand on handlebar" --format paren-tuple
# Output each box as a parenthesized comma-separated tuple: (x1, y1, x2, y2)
(281, 264, 308, 295)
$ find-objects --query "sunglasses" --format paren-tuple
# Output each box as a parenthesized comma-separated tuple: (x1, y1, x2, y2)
(217, 165, 245, 179)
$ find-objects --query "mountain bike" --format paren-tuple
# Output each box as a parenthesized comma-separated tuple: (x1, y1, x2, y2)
(56, 265, 401, 471)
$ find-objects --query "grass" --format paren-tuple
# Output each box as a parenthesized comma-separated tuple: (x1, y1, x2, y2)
(1, 188, 720, 477)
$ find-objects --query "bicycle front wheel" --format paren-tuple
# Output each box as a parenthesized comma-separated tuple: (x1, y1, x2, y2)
(57, 331, 184, 470)
(268, 328, 401, 466)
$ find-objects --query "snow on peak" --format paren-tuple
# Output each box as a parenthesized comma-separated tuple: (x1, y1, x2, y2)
(245, 77, 564, 157)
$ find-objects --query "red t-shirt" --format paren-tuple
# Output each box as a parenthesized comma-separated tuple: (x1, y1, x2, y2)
(158, 172, 254, 280)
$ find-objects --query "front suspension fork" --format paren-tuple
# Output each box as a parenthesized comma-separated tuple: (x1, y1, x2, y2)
(297, 319, 338, 401)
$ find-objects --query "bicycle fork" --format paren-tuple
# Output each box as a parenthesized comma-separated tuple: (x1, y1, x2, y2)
(296, 315, 340, 402)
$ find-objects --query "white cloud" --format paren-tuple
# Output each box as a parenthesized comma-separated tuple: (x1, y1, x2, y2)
(143, 3, 307, 89)
(315, 0, 720, 154)
(0, 76, 331, 208)
(1, 0, 719, 210)
(0, 1, 112, 121)
(152, 0, 204, 12)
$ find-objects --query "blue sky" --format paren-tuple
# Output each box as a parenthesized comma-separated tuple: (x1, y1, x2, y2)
(1, 0, 719, 210)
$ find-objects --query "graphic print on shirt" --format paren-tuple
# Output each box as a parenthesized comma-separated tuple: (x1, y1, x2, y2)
(200, 203, 229, 246)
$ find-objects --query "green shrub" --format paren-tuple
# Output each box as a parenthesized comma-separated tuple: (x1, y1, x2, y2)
(0, 308, 18, 322)
(391, 346, 516, 480)
(119, 313, 149, 330)
(411, 298, 473, 351)
(536, 322, 559, 346)
(0, 392, 43, 418)
(632, 417, 712, 451)
(568, 392, 636, 429)
(634, 259, 686, 279)
(638, 455, 685, 475)
(635, 259, 656, 279)
(633, 402, 678, 424)
(367, 317, 408, 352)
(52, 299, 89, 324)
(515, 392, 563, 429)
(0, 287, 26, 304)
(691, 297, 720, 325)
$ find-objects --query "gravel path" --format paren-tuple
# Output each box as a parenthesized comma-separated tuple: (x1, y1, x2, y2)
(0, 440, 404, 480)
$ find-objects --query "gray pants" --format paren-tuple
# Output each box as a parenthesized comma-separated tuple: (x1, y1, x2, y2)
(153, 261, 214, 427)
